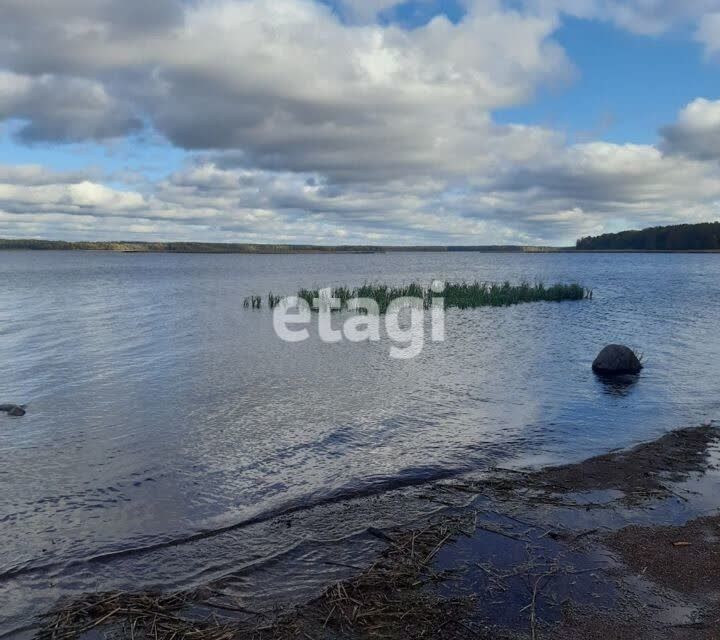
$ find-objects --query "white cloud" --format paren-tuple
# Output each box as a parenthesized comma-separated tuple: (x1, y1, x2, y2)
(526, 0, 719, 36)
(594, 0, 716, 35)
(1, 128, 719, 246)
(661, 98, 720, 160)
(0, 0, 571, 171)
(697, 12, 720, 55)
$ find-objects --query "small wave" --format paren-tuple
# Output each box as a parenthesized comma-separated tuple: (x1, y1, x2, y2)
(0, 463, 470, 582)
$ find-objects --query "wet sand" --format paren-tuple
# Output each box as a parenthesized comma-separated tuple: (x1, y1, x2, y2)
(38, 425, 720, 639)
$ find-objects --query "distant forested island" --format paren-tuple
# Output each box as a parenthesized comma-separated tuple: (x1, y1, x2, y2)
(576, 222, 720, 251)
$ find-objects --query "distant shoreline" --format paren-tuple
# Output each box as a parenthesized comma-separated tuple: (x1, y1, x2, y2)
(0, 239, 565, 254)
(3, 239, 720, 254)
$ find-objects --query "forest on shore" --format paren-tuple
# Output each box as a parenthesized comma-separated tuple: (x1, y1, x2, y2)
(576, 222, 720, 251)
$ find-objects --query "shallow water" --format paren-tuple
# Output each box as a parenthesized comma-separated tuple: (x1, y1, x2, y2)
(1, 250, 719, 635)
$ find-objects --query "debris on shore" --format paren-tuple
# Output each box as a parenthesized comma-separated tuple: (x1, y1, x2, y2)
(37, 425, 720, 640)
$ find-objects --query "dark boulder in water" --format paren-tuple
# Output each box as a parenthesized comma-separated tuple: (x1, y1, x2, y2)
(0, 404, 26, 416)
(592, 345, 643, 375)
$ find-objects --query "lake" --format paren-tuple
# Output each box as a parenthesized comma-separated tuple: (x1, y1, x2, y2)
(1, 250, 719, 636)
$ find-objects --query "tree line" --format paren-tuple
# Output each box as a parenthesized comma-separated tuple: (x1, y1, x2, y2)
(576, 222, 720, 251)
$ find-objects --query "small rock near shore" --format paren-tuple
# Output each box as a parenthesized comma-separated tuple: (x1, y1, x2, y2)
(592, 345, 643, 375)
(0, 404, 26, 417)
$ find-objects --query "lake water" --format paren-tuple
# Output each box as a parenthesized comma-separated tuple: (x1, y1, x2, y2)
(1, 250, 719, 635)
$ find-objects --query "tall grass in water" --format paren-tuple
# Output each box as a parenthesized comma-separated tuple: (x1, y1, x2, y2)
(443, 282, 588, 309)
(243, 295, 264, 309)
(286, 281, 590, 313)
(297, 283, 427, 313)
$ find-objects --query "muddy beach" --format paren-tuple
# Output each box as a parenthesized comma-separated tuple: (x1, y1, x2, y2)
(37, 425, 720, 639)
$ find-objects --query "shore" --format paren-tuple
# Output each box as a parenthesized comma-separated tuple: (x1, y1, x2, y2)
(38, 425, 720, 639)
(6, 238, 720, 255)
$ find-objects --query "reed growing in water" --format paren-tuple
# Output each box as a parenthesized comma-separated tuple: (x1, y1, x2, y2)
(246, 281, 591, 314)
(442, 281, 589, 309)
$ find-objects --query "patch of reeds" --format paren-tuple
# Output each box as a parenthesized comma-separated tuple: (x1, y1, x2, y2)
(244, 294, 287, 309)
(298, 283, 428, 314)
(243, 295, 264, 309)
(252, 281, 592, 314)
(443, 281, 588, 308)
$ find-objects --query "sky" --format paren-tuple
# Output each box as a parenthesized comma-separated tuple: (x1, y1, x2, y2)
(0, 0, 720, 246)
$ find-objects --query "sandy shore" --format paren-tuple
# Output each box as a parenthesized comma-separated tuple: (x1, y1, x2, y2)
(39, 425, 720, 639)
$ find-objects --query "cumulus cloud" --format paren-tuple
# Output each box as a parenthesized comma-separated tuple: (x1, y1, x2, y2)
(0, 71, 141, 142)
(524, 0, 720, 62)
(490, 142, 720, 229)
(3, 132, 719, 246)
(0, 0, 571, 162)
(660, 98, 720, 161)
(0, 168, 145, 217)
(497, 142, 720, 202)
(0, 164, 96, 186)
(605, 0, 719, 35)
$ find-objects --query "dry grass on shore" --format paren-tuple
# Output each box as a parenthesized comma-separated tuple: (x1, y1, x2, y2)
(251, 518, 487, 640)
(37, 426, 720, 640)
(37, 591, 236, 640)
(37, 517, 489, 640)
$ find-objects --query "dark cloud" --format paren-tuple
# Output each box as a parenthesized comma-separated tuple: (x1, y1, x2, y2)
(0, 73, 141, 143)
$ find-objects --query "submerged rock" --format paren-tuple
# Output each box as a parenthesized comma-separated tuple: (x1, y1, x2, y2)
(592, 345, 643, 375)
(0, 404, 26, 416)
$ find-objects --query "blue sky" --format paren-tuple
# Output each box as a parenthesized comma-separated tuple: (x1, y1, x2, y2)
(498, 17, 718, 145)
(0, 0, 718, 245)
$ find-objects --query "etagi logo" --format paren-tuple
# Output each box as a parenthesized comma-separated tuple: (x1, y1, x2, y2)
(273, 281, 446, 359)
